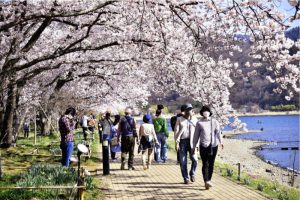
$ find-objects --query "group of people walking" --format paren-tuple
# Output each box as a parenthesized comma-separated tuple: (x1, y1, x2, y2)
(58, 103, 223, 190)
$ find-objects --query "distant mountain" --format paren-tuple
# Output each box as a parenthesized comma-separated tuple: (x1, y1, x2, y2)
(285, 26, 300, 41)
(234, 27, 300, 42)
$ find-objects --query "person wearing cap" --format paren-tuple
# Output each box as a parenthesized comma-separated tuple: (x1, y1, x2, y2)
(171, 104, 188, 164)
(117, 107, 137, 170)
(174, 103, 198, 184)
(138, 114, 159, 170)
(59, 107, 76, 167)
(192, 105, 224, 190)
(153, 109, 169, 163)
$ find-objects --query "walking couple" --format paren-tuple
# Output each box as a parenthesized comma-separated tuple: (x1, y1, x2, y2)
(174, 104, 223, 190)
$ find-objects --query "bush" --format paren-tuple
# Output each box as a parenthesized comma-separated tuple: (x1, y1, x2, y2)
(257, 183, 265, 191)
(270, 104, 297, 111)
(226, 169, 234, 177)
(278, 191, 289, 200)
(17, 164, 77, 187)
(243, 178, 251, 185)
(0, 164, 95, 200)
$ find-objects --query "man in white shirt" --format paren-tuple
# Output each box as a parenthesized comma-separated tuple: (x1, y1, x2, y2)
(174, 103, 198, 184)
(81, 113, 89, 140)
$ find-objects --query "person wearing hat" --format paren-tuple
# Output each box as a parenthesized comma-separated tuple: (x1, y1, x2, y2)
(138, 114, 159, 170)
(192, 105, 223, 190)
(117, 107, 137, 170)
(174, 103, 198, 184)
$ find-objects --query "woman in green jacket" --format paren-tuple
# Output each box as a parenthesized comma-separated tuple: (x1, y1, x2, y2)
(152, 109, 169, 163)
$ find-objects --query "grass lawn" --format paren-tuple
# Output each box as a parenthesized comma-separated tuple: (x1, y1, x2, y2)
(0, 129, 104, 200)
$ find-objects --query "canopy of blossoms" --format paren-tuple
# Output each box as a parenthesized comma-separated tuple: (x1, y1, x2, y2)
(0, 0, 299, 146)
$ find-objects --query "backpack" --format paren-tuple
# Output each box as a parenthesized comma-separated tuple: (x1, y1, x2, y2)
(170, 115, 177, 131)
(88, 119, 96, 127)
(121, 116, 137, 137)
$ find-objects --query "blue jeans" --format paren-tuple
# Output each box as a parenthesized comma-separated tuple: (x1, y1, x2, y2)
(61, 141, 74, 167)
(179, 139, 198, 181)
(154, 132, 167, 162)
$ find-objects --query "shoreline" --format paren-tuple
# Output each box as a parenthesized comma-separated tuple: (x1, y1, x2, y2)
(217, 137, 300, 188)
(235, 111, 300, 117)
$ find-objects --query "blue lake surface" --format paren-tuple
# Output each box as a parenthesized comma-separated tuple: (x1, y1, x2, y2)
(227, 115, 300, 172)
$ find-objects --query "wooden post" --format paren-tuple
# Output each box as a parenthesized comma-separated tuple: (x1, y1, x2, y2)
(0, 151, 2, 179)
(34, 107, 37, 145)
(237, 163, 241, 181)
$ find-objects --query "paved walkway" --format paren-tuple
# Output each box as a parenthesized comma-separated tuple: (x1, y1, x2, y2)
(97, 147, 269, 200)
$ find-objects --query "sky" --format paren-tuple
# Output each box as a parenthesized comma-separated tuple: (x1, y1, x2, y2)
(276, 0, 300, 27)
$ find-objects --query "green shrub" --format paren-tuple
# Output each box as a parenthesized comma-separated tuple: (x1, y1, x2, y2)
(270, 104, 297, 111)
(226, 169, 234, 177)
(257, 183, 265, 191)
(0, 164, 97, 200)
(17, 164, 77, 187)
(243, 178, 251, 185)
(278, 191, 289, 200)
(85, 176, 95, 190)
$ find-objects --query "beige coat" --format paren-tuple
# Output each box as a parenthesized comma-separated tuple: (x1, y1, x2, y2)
(174, 116, 198, 148)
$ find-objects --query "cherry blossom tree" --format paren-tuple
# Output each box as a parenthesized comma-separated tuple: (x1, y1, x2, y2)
(0, 0, 299, 146)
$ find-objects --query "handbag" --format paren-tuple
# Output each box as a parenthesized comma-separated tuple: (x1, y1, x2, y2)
(110, 137, 118, 146)
(208, 119, 213, 156)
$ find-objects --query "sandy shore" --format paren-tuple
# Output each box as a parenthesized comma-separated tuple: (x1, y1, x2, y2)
(236, 111, 300, 117)
(216, 137, 299, 188)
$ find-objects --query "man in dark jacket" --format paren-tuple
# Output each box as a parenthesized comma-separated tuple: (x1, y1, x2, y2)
(117, 107, 137, 170)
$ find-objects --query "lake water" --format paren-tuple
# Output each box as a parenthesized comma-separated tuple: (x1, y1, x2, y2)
(227, 115, 300, 172)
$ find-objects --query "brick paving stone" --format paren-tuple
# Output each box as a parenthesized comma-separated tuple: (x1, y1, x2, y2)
(97, 145, 269, 200)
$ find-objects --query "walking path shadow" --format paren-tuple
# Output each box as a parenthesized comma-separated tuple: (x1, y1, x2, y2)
(97, 147, 269, 200)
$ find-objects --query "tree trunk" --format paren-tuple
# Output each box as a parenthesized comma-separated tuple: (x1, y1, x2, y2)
(0, 101, 4, 136)
(16, 107, 29, 141)
(0, 83, 17, 147)
(42, 112, 52, 135)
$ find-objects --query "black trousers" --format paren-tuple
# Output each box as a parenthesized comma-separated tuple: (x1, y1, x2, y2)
(200, 145, 218, 182)
(121, 136, 135, 168)
(82, 127, 88, 140)
(110, 142, 116, 159)
(99, 130, 103, 144)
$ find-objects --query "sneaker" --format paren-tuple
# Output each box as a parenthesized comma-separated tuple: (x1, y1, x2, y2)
(128, 166, 135, 171)
(206, 181, 213, 187)
(190, 176, 195, 182)
(184, 179, 190, 184)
